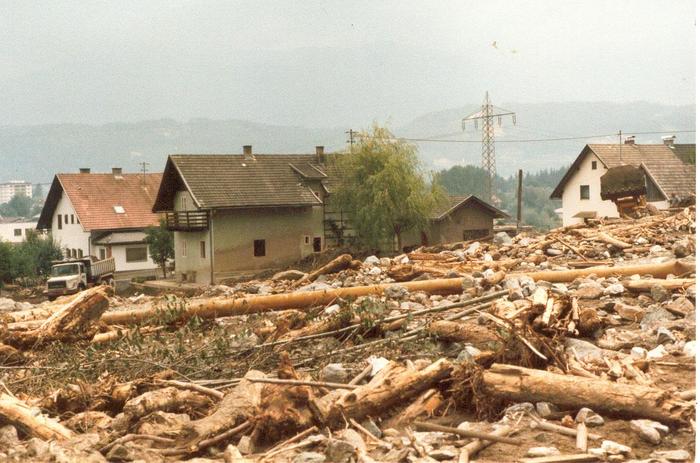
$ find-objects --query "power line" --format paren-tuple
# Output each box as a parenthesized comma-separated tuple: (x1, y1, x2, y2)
(354, 129, 695, 144)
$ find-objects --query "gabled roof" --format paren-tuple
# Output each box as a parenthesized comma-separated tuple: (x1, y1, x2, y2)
(431, 195, 509, 221)
(550, 143, 696, 200)
(37, 173, 162, 231)
(153, 154, 329, 211)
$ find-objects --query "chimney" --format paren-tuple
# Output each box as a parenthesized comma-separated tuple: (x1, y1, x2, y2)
(243, 145, 255, 161)
(662, 135, 676, 146)
(624, 136, 636, 145)
(79, 168, 91, 174)
(112, 167, 123, 177)
(315, 146, 325, 163)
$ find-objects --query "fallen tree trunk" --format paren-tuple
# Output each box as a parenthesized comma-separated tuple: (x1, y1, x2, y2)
(594, 232, 631, 249)
(292, 254, 353, 288)
(427, 320, 504, 351)
(4, 286, 111, 348)
(99, 260, 692, 326)
(310, 358, 452, 425)
(384, 388, 443, 429)
(624, 278, 695, 291)
(482, 364, 693, 425)
(0, 392, 73, 440)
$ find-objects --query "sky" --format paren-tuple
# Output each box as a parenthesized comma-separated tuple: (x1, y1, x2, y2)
(0, 0, 696, 127)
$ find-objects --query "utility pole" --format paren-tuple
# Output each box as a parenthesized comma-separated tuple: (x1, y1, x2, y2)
(618, 130, 622, 163)
(462, 92, 516, 202)
(138, 161, 150, 185)
(516, 169, 523, 231)
(345, 129, 356, 152)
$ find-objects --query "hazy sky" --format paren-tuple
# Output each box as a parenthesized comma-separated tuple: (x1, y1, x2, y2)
(1, 0, 695, 127)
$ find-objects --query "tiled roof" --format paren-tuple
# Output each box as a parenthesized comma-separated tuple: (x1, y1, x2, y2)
(37, 173, 162, 231)
(551, 144, 696, 200)
(93, 231, 147, 244)
(430, 195, 509, 221)
(154, 154, 328, 210)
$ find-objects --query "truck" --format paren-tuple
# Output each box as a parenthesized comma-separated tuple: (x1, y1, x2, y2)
(45, 257, 116, 300)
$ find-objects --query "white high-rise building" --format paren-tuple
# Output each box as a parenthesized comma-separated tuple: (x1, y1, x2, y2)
(0, 181, 32, 204)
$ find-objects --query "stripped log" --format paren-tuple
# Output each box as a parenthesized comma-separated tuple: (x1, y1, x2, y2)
(292, 254, 353, 288)
(0, 392, 73, 440)
(4, 286, 111, 348)
(482, 364, 692, 425)
(624, 278, 695, 291)
(427, 320, 504, 351)
(384, 388, 443, 428)
(310, 358, 452, 425)
(595, 232, 632, 249)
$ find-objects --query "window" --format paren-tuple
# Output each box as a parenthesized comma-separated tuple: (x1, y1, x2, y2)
(70, 214, 75, 224)
(304, 235, 310, 245)
(313, 237, 322, 253)
(64, 214, 68, 225)
(181, 241, 187, 257)
(71, 249, 77, 258)
(99, 248, 106, 260)
(580, 185, 590, 200)
(254, 239, 266, 257)
(126, 246, 148, 262)
(13, 229, 21, 237)
(591, 161, 597, 170)
(58, 215, 62, 230)
(180, 195, 187, 211)
(113, 206, 125, 214)
(24, 228, 31, 236)
(78, 249, 83, 258)
(200, 241, 206, 259)
(65, 249, 71, 259)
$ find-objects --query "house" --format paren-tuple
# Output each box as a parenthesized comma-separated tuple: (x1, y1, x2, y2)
(0, 181, 32, 204)
(403, 196, 509, 249)
(0, 217, 40, 244)
(36, 168, 163, 275)
(550, 138, 695, 226)
(152, 146, 332, 284)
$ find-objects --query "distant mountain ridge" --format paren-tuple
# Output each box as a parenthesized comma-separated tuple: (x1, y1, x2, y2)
(0, 101, 694, 184)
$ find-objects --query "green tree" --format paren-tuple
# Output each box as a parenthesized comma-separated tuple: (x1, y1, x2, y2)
(331, 124, 446, 250)
(0, 194, 32, 218)
(0, 241, 14, 286)
(12, 231, 63, 278)
(144, 220, 175, 278)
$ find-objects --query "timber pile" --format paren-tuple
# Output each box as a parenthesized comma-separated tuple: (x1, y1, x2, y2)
(0, 207, 695, 462)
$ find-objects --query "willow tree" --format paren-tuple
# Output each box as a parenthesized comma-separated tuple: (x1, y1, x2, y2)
(331, 124, 446, 251)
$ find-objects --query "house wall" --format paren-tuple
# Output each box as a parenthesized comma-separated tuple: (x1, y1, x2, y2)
(0, 221, 39, 244)
(561, 151, 669, 226)
(402, 205, 496, 250)
(51, 192, 91, 258)
(94, 243, 160, 274)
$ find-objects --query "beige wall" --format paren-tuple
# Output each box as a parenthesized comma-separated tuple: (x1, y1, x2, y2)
(402, 205, 496, 249)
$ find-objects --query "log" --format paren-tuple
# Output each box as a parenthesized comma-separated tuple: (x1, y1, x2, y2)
(427, 320, 504, 351)
(293, 253, 353, 287)
(624, 278, 695, 291)
(595, 232, 631, 249)
(121, 387, 213, 422)
(459, 425, 515, 463)
(482, 364, 692, 425)
(519, 455, 600, 463)
(276, 309, 353, 344)
(384, 388, 443, 428)
(0, 392, 73, 440)
(311, 358, 452, 425)
(414, 421, 521, 445)
(99, 261, 693, 326)
(4, 286, 111, 348)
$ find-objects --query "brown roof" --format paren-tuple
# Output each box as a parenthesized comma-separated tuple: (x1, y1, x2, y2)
(153, 154, 330, 211)
(551, 143, 696, 200)
(430, 195, 509, 221)
(37, 173, 162, 231)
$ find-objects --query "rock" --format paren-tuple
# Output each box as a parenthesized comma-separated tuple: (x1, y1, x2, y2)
(26, 438, 50, 459)
(526, 447, 561, 457)
(564, 338, 605, 364)
(0, 425, 18, 447)
(457, 345, 482, 363)
(364, 255, 381, 265)
(650, 284, 670, 302)
(293, 452, 326, 463)
(272, 269, 307, 281)
(603, 283, 625, 296)
(368, 266, 382, 275)
(504, 402, 534, 416)
(236, 435, 254, 455)
(466, 242, 480, 255)
(656, 327, 676, 344)
(361, 419, 382, 438)
(325, 438, 355, 463)
(650, 449, 691, 461)
(575, 282, 604, 299)
(493, 232, 512, 245)
(601, 440, 631, 455)
(575, 408, 604, 426)
(640, 307, 675, 331)
(483, 253, 493, 262)
(647, 344, 668, 359)
(324, 304, 341, 315)
(546, 248, 563, 256)
(649, 245, 666, 255)
(630, 419, 668, 445)
(630, 346, 648, 359)
(379, 257, 392, 267)
(535, 402, 559, 419)
(508, 289, 525, 301)
(105, 444, 134, 461)
(503, 277, 520, 291)
(550, 283, 569, 295)
(672, 240, 692, 258)
(320, 363, 349, 383)
(297, 281, 334, 292)
(384, 284, 409, 299)
(668, 296, 694, 314)
(428, 447, 458, 460)
(461, 276, 477, 290)
(683, 340, 696, 357)
(339, 428, 366, 454)
(613, 302, 644, 322)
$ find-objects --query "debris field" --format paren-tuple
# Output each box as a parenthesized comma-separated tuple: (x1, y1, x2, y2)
(0, 207, 695, 462)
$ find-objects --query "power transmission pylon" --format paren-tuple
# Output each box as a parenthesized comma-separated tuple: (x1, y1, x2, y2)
(462, 92, 516, 202)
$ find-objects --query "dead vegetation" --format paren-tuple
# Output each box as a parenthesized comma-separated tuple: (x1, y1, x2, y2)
(0, 207, 695, 462)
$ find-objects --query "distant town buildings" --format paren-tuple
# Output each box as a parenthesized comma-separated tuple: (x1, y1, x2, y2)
(0, 181, 32, 204)
(0, 217, 40, 244)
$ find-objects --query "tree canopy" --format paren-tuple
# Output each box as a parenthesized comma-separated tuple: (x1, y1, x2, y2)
(145, 220, 175, 277)
(331, 124, 446, 250)
(0, 194, 32, 218)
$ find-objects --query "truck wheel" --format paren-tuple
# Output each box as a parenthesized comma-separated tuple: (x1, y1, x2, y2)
(78, 283, 86, 291)
(48, 296, 56, 302)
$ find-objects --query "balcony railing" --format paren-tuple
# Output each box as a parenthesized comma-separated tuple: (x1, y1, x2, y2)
(165, 211, 209, 231)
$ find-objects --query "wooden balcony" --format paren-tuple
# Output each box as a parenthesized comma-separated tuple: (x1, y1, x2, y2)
(165, 211, 209, 231)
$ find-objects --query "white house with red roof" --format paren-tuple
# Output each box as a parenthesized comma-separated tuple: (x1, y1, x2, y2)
(37, 168, 163, 275)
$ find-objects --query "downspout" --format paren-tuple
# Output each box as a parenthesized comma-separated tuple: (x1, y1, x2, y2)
(209, 210, 215, 285)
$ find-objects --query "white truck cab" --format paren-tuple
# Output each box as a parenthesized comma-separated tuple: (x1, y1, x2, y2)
(45, 257, 115, 300)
